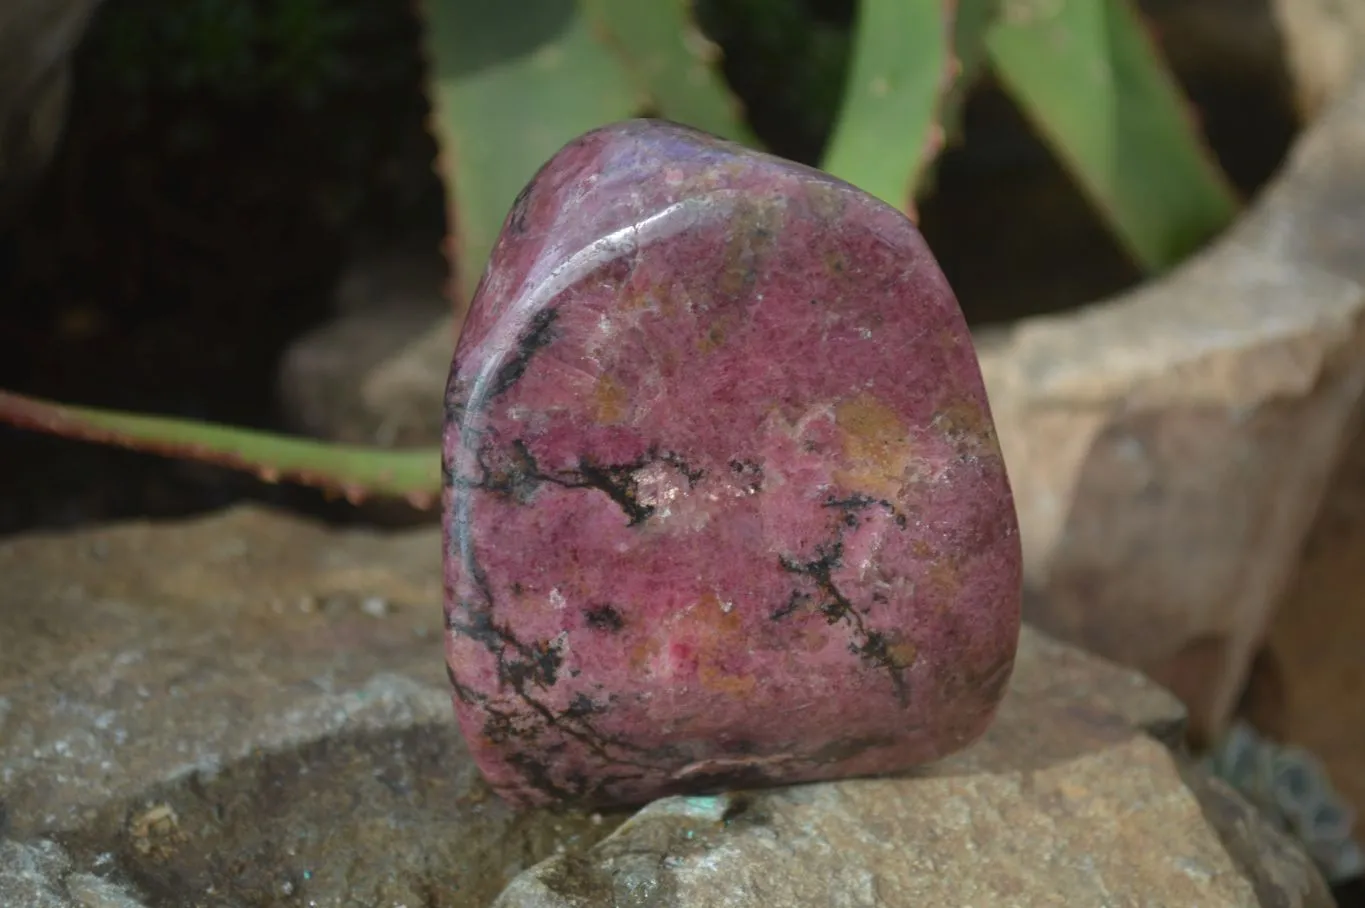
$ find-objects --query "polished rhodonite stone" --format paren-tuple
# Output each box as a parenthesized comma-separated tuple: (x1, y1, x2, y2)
(442, 119, 1023, 808)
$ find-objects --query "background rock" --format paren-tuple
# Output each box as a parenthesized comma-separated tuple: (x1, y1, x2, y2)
(1248, 407, 1365, 831)
(1185, 768, 1342, 908)
(1202, 720, 1365, 883)
(980, 66, 1365, 745)
(1139, 0, 1365, 120)
(1, 506, 1332, 906)
(1271, 0, 1365, 117)
(0, 506, 625, 906)
(0, 0, 102, 226)
(277, 247, 453, 448)
(497, 616, 1331, 908)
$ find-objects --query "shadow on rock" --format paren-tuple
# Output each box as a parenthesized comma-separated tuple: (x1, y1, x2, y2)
(54, 723, 628, 908)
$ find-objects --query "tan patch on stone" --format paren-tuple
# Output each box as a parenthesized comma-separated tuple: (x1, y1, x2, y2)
(801, 626, 830, 653)
(924, 558, 963, 601)
(803, 179, 847, 224)
(697, 317, 730, 354)
(698, 657, 758, 698)
(591, 373, 628, 424)
(632, 591, 755, 697)
(822, 247, 849, 278)
(834, 392, 914, 500)
(884, 637, 919, 671)
(691, 592, 755, 696)
(932, 394, 1003, 460)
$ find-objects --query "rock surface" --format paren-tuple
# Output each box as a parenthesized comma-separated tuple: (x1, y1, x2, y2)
(0, 839, 145, 908)
(981, 66, 1365, 744)
(443, 119, 1022, 809)
(1271, 0, 1365, 117)
(1139, 0, 1365, 120)
(0, 0, 102, 225)
(0, 507, 624, 907)
(277, 247, 455, 449)
(1254, 407, 1365, 832)
(0, 507, 1332, 906)
(497, 626, 1331, 908)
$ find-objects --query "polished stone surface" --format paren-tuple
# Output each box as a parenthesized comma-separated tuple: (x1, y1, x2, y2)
(442, 119, 1022, 808)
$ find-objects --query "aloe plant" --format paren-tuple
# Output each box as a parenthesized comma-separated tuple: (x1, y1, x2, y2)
(0, 390, 440, 506)
(0, 0, 1241, 502)
(981, 0, 1239, 270)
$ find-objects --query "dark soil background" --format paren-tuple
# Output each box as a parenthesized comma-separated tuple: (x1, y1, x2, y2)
(0, 0, 445, 535)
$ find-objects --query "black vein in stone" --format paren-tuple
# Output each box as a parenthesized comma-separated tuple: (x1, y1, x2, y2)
(486, 306, 560, 400)
(728, 459, 764, 494)
(774, 537, 912, 708)
(472, 440, 690, 528)
(663, 451, 706, 487)
(823, 493, 907, 528)
(507, 181, 534, 235)
(584, 603, 625, 633)
(573, 459, 655, 525)
(445, 551, 676, 799)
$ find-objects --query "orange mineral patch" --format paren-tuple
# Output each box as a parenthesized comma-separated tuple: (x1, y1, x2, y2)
(834, 392, 914, 500)
(925, 558, 962, 598)
(804, 179, 847, 223)
(717, 196, 783, 300)
(932, 395, 1002, 460)
(632, 591, 757, 696)
(698, 317, 730, 354)
(885, 638, 919, 670)
(698, 655, 758, 697)
(591, 374, 629, 424)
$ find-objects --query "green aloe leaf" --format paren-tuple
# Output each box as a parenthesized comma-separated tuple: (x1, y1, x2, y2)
(421, 0, 756, 306)
(937, 0, 1002, 148)
(821, 0, 965, 216)
(419, 0, 640, 304)
(0, 390, 442, 506)
(984, 0, 1240, 271)
(586, 0, 758, 146)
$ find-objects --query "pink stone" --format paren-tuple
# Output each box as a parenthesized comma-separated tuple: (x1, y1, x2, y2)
(442, 119, 1023, 809)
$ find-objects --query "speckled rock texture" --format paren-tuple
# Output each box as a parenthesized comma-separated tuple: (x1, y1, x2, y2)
(0, 508, 1332, 906)
(981, 66, 1365, 744)
(496, 632, 1335, 908)
(442, 119, 1023, 809)
(0, 507, 624, 907)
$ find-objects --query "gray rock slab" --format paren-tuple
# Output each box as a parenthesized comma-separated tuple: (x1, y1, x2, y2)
(0, 506, 624, 906)
(0, 506, 1333, 906)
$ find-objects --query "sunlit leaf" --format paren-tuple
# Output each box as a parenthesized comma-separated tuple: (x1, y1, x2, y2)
(419, 0, 639, 303)
(984, 0, 1239, 270)
(586, 0, 758, 146)
(937, 0, 1002, 148)
(0, 390, 441, 506)
(820, 0, 958, 216)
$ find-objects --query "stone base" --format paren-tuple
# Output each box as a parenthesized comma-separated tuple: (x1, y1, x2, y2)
(0, 507, 1332, 906)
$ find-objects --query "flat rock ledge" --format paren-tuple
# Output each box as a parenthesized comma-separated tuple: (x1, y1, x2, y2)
(0, 507, 1334, 907)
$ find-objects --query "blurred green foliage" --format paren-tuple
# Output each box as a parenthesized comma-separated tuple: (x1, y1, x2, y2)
(0, 0, 1246, 499)
(424, 0, 1239, 301)
(78, 0, 1240, 276)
